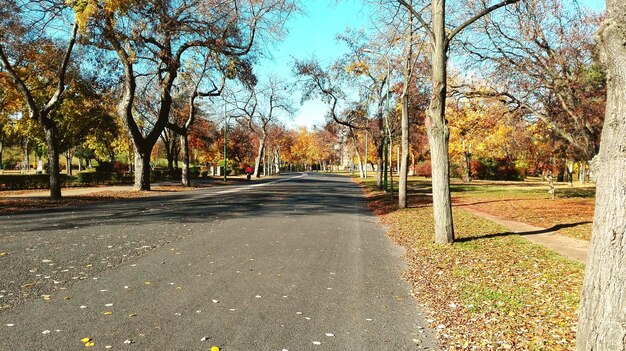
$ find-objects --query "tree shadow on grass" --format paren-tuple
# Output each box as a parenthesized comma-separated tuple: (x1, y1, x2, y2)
(456, 221, 592, 242)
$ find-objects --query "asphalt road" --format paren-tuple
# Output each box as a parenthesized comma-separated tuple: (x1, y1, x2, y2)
(0, 172, 437, 350)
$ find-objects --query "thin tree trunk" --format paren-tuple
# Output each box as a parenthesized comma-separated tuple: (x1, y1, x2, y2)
(65, 151, 72, 176)
(254, 138, 265, 178)
(577, 7, 626, 348)
(376, 142, 384, 189)
(350, 130, 365, 178)
(44, 128, 61, 199)
(428, 1, 454, 243)
(180, 133, 191, 187)
(0, 134, 4, 170)
(463, 150, 472, 183)
(399, 0, 412, 208)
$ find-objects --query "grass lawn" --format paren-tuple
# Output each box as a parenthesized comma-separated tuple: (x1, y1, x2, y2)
(357, 177, 584, 350)
(403, 177, 595, 241)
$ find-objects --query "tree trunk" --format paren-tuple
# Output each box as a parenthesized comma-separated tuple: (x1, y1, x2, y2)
(376, 142, 384, 189)
(133, 147, 151, 191)
(428, 2, 455, 243)
(274, 148, 281, 174)
(180, 133, 191, 187)
(579, 161, 586, 185)
(172, 139, 179, 171)
(163, 135, 174, 180)
(44, 127, 61, 199)
(65, 151, 72, 176)
(577, 7, 626, 349)
(463, 150, 472, 183)
(399, 104, 409, 208)
(0, 134, 4, 170)
(254, 138, 265, 178)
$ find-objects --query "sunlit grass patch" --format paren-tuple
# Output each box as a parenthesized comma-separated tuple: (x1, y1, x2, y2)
(356, 176, 584, 350)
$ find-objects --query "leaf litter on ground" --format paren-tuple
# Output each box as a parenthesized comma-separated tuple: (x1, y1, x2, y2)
(357, 177, 584, 350)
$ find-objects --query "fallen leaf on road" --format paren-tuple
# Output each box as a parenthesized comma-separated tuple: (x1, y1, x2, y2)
(42, 295, 51, 301)
(123, 339, 134, 344)
(210, 346, 220, 351)
(312, 341, 321, 345)
(144, 281, 151, 285)
(325, 333, 335, 337)
(128, 313, 138, 317)
(103, 311, 113, 315)
(0, 252, 7, 256)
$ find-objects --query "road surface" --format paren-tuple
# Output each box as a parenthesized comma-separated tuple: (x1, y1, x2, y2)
(0, 172, 437, 350)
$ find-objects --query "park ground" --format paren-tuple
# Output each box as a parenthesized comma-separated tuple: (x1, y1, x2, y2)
(1, 174, 593, 350)
(358, 176, 591, 350)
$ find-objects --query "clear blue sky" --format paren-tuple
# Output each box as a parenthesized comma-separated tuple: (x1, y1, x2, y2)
(259, 0, 605, 130)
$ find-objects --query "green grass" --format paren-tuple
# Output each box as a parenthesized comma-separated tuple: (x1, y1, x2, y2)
(356, 175, 584, 350)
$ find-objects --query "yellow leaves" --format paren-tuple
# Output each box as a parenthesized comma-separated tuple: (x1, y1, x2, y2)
(128, 313, 138, 317)
(102, 311, 113, 315)
(0, 252, 7, 257)
(80, 337, 94, 347)
(42, 295, 51, 301)
(345, 61, 370, 76)
(210, 347, 220, 351)
(225, 59, 237, 80)
(144, 281, 151, 285)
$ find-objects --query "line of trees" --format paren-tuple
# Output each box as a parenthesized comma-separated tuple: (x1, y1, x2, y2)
(294, 0, 621, 348)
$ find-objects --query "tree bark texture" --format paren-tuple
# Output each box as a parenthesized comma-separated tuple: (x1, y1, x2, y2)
(44, 127, 61, 199)
(376, 142, 384, 189)
(254, 138, 265, 178)
(180, 133, 191, 187)
(133, 148, 152, 191)
(428, 0, 455, 244)
(577, 4, 626, 349)
(399, 94, 410, 208)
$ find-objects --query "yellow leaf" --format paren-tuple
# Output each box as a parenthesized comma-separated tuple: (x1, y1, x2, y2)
(80, 337, 91, 343)
(103, 311, 112, 315)
(210, 347, 220, 351)
(85, 264, 93, 268)
(128, 313, 137, 317)
(42, 295, 51, 301)
(0, 252, 7, 256)
(85, 341, 95, 347)
(144, 281, 151, 285)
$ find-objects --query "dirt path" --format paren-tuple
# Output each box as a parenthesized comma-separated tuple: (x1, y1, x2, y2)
(456, 204, 589, 264)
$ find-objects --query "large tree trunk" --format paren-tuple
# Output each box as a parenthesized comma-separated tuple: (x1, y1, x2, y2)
(133, 147, 151, 191)
(576, 6, 626, 349)
(428, 2, 455, 244)
(44, 127, 61, 199)
(180, 133, 191, 187)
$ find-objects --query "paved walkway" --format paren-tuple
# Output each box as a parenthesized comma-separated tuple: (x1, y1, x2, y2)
(456, 204, 590, 264)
